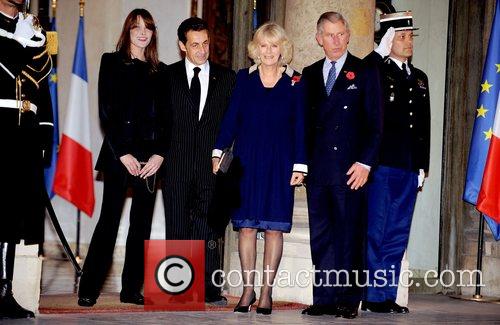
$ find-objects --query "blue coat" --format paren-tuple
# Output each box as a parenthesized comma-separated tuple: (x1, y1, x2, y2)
(302, 53, 383, 185)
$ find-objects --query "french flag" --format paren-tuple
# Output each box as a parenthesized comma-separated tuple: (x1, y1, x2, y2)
(478, 93, 500, 224)
(53, 16, 95, 217)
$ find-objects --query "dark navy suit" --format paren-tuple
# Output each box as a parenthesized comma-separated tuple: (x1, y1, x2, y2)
(302, 52, 383, 308)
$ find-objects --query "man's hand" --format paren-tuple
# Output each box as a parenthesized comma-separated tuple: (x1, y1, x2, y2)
(346, 163, 370, 190)
(375, 27, 395, 58)
(119, 154, 141, 176)
(139, 154, 164, 178)
(212, 157, 220, 174)
(290, 172, 305, 186)
(13, 14, 36, 47)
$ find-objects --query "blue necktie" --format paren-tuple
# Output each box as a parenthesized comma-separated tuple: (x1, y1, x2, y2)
(325, 60, 337, 96)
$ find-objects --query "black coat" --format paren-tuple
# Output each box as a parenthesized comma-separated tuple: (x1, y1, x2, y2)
(0, 13, 53, 244)
(302, 53, 383, 185)
(364, 51, 431, 173)
(161, 60, 236, 185)
(95, 52, 169, 172)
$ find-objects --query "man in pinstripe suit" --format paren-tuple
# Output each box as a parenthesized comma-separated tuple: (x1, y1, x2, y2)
(161, 17, 235, 305)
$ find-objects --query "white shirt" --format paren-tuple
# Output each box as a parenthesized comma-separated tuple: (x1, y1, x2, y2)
(185, 58, 209, 120)
(389, 57, 411, 75)
(322, 50, 348, 85)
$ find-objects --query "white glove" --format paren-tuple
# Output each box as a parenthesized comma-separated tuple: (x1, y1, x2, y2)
(13, 14, 36, 47)
(375, 27, 395, 58)
(418, 169, 425, 188)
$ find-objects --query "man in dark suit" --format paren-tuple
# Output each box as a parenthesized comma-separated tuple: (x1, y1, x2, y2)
(301, 12, 383, 319)
(361, 12, 430, 314)
(161, 17, 235, 306)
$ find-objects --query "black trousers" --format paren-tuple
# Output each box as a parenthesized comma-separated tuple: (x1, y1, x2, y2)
(162, 177, 223, 299)
(78, 169, 156, 298)
(307, 183, 366, 307)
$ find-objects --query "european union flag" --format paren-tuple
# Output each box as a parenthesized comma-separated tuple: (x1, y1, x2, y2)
(464, 0, 500, 240)
(44, 17, 59, 199)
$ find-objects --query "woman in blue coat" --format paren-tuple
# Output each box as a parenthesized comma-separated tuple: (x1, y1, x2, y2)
(212, 22, 307, 314)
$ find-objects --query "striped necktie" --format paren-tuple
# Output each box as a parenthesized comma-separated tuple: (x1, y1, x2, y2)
(325, 60, 336, 96)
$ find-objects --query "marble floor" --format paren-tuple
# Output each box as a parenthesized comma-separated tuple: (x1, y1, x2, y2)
(6, 258, 498, 324)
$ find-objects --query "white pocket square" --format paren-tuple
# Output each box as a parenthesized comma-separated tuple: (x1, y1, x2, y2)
(347, 84, 358, 90)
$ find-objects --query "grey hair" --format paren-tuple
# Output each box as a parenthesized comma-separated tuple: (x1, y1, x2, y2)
(316, 11, 350, 34)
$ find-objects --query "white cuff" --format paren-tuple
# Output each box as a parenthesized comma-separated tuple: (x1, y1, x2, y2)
(418, 169, 425, 188)
(293, 163, 308, 173)
(356, 162, 371, 171)
(212, 149, 223, 158)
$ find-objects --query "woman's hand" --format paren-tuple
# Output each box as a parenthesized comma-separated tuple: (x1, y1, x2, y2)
(139, 154, 164, 178)
(119, 154, 141, 176)
(290, 172, 304, 186)
(212, 157, 220, 175)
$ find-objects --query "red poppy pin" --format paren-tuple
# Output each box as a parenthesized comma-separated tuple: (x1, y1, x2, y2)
(345, 71, 355, 80)
(291, 75, 301, 86)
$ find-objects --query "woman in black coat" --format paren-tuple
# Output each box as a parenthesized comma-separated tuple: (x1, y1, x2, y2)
(77, 8, 168, 307)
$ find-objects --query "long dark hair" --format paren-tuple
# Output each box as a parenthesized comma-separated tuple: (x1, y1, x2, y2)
(116, 8, 159, 71)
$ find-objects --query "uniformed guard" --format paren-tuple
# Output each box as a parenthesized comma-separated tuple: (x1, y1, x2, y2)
(362, 11, 430, 314)
(0, 0, 53, 319)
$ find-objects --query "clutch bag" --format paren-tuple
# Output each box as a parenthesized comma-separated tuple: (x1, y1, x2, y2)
(217, 148, 233, 174)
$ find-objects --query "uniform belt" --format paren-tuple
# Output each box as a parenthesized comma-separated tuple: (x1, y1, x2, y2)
(0, 99, 38, 114)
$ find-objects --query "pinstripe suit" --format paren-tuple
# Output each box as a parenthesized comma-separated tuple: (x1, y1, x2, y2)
(161, 59, 235, 298)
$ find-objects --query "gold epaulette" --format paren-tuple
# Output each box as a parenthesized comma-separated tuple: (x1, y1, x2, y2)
(46, 31, 58, 55)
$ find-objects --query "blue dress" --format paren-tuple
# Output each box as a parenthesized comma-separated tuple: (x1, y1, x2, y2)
(214, 67, 307, 232)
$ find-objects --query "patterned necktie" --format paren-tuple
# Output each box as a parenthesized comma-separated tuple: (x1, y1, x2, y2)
(325, 61, 337, 96)
(190, 67, 201, 110)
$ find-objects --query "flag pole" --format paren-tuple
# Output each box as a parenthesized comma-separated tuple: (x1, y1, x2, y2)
(51, 0, 56, 18)
(73, 0, 85, 266)
(79, 0, 84, 17)
(474, 213, 485, 299)
(450, 213, 499, 303)
(76, 209, 81, 261)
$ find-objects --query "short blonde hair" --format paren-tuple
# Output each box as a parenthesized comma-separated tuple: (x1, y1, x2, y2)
(247, 22, 293, 65)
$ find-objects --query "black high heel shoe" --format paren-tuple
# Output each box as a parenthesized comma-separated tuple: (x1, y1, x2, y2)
(233, 291, 256, 313)
(256, 296, 273, 315)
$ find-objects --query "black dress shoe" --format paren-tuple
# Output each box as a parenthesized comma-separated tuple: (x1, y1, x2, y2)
(77, 296, 97, 307)
(0, 278, 35, 319)
(337, 304, 358, 319)
(233, 291, 256, 313)
(0, 294, 35, 319)
(205, 295, 228, 306)
(386, 300, 409, 314)
(301, 304, 336, 316)
(256, 297, 272, 315)
(120, 292, 144, 305)
(361, 300, 393, 313)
